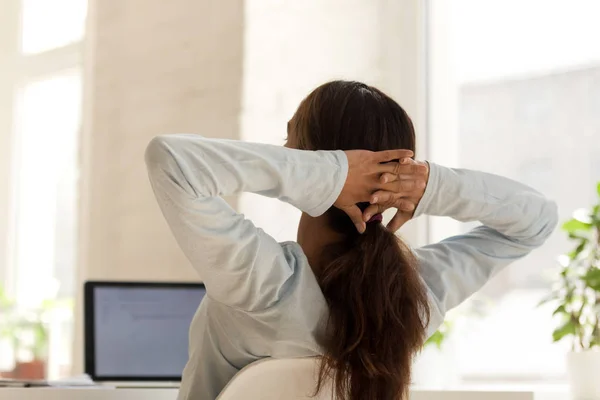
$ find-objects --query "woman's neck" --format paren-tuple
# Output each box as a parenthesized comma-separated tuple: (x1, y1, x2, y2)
(296, 212, 343, 273)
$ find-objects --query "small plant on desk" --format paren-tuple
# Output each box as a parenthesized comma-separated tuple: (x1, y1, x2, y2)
(0, 286, 52, 380)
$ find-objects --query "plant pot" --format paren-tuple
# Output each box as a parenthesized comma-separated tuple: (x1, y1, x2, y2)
(12, 359, 46, 380)
(0, 370, 15, 379)
(567, 350, 600, 400)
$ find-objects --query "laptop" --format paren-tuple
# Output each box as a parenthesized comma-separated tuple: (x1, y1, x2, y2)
(84, 281, 206, 387)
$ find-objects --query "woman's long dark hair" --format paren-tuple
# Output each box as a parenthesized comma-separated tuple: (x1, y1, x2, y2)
(289, 81, 430, 400)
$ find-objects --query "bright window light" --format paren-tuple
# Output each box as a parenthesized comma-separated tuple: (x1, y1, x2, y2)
(13, 69, 81, 307)
(426, 0, 600, 383)
(20, 0, 87, 54)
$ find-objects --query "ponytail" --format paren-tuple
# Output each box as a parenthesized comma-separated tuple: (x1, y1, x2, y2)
(314, 206, 430, 400)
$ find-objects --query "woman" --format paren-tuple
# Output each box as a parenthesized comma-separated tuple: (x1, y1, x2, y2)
(145, 81, 557, 400)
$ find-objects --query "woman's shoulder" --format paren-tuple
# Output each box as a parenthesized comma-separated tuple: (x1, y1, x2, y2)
(205, 241, 328, 353)
(277, 241, 323, 298)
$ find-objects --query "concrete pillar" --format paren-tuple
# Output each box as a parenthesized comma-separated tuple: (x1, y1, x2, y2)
(74, 0, 244, 373)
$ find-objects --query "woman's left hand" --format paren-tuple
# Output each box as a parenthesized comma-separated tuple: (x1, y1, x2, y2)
(335, 149, 416, 233)
(362, 158, 429, 232)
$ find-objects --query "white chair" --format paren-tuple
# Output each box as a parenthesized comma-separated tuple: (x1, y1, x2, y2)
(217, 357, 335, 400)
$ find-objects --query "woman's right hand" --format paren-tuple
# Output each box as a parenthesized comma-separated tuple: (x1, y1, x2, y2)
(362, 158, 429, 232)
(335, 149, 416, 233)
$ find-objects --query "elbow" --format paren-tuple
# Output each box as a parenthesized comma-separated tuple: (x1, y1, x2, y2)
(144, 135, 173, 171)
(144, 135, 204, 199)
(144, 135, 183, 190)
(532, 198, 559, 245)
(542, 199, 559, 237)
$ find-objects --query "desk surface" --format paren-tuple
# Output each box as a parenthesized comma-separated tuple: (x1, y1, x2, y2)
(0, 387, 570, 400)
(0, 387, 179, 400)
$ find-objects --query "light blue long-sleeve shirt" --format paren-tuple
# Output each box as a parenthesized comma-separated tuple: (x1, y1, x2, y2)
(144, 134, 558, 400)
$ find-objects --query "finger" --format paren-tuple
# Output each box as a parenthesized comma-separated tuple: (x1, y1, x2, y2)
(374, 149, 414, 163)
(379, 179, 425, 193)
(362, 204, 387, 222)
(369, 190, 396, 205)
(387, 210, 412, 232)
(398, 199, 416, 212)
(380, 172, 422, 184)
(343, 205, 366, 233)
(380, 172, 397, 184)
(370, 193, 416, 212)
(377, 162, 428, 176)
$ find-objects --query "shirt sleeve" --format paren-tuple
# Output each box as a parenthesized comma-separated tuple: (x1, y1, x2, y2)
(144, 134, 348, 311)
(412, 163, 559, 336)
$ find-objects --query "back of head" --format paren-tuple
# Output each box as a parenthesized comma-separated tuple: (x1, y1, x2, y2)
(288, 81, 430, 400)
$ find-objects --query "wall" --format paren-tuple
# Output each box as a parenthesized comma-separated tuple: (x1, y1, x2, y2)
(74, 0, 244, 372)
(79, 0, 244, 282)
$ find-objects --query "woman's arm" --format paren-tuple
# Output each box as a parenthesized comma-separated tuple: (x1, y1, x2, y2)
(145, 134, 411, 311)
(145, 134, 348, 311)
(411, 163, 558, 335)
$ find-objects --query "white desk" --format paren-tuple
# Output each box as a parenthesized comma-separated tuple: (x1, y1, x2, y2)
(0, 388, 179, 400)
(412, 389, 569, 400)
(0, 387, 570, 400)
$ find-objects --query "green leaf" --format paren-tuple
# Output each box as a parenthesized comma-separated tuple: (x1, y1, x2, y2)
(553, 320, 577, 342)
(568, 241, 588, 260)
(597, 182, 600, 198)
(562, 219, 592, 234)
(565, 287, 577, 303)
(568, 231, 592, 241)
(32, 322, 48, 359)
(424, 329, 445, 350)
(582, 267, 600, 291)
(552, 304, 567, 316)
(590, 324, 600, 349)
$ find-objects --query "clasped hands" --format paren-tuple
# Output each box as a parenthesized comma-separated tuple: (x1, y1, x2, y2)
(334, 149, 429, 233)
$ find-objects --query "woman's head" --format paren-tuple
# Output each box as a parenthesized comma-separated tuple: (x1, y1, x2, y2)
(287, 80, 415, 154)
(289, 81, 430, 400)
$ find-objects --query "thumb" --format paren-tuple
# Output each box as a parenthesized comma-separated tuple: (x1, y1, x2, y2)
(386, 210, 412, 233)
(343, 205, 366, 234)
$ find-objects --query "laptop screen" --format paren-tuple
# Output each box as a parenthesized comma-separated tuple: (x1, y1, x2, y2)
(84, 282, 206, 381)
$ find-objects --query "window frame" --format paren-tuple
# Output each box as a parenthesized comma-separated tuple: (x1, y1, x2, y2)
(0, 0, 85, 379)
(1, 0, 83, 300)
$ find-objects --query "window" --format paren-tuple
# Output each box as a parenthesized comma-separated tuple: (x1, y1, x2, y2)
(13, 70, 82, 306)
(1, 0, 86, 379)
(21, 0, 87, 54)
(426, 0, 600, 382)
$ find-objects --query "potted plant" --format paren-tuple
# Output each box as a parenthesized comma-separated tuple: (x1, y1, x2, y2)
(0, 286, 50, 380)
(11, 309, 49, 379)
(541, 182, 600, 399)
